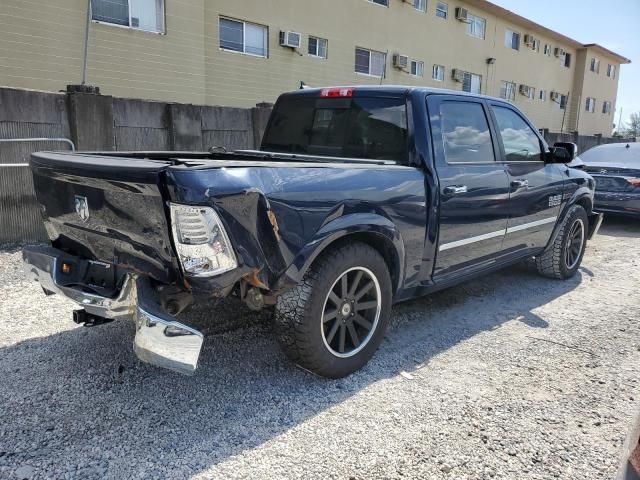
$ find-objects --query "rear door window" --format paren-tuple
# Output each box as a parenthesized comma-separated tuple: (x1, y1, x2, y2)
(492, 106, 543, 162)
(439, 101, 495, 163)
(261, 96, 408, 162)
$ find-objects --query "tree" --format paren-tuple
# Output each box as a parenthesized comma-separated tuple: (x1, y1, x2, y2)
(628, 112, 640, 137)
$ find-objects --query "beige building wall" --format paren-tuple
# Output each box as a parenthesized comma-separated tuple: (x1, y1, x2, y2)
(0, 0, 629, 135)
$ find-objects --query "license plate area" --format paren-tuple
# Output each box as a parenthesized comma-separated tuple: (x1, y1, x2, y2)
(56, 256, 125, 297)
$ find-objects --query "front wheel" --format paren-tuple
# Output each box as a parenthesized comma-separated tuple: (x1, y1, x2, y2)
(274, 242, 392, 378)
(534, 205, 588, 279)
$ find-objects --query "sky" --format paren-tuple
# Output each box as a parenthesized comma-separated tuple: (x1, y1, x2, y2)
(488, 0, 640, 131)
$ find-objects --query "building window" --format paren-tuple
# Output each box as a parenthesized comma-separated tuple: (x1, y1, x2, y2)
(607, 64, 616, 78)
(590, 58, 600, 73)
(219, 17, 268, 57)
(563, 52, 571, 68)
(585, 97, 596, 112)
(602, 101, 612, 114)
(462, 72, 482, 93)
(413, 0, 426, 11)
(432, 64, 445, 81)
(532, 39, 541, 52)
(91, 0, 165, 33)
(526, 86, 536, 99)
(308, 36, 328, 59)
(504, 30, 520, 50)
(369, 0, 389, 6)
(500, 81, 516, 101)
(436, 1, 448, 18)
(466, 13, 486, 39)
(559, 94, 567, 110)
(355, 48, 386, 77)
(410, 60, 424, 77)
(539, 90, 546, 101)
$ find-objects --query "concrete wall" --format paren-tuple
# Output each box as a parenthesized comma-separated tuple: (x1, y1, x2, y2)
(0, 86, 272, 243)
(0, 0, 627, 136)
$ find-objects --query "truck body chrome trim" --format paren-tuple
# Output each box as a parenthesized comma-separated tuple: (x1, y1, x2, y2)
(22, 246, 203, 375)
(439, 216, 558, 252)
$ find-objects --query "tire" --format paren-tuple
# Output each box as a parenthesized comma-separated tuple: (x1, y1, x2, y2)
(274, 242, 393, 378)
(534, 205, 588, 279)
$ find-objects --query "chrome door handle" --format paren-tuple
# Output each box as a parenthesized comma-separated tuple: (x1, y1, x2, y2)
(443, 185, 468, 195)
(511, 179, 529, 189)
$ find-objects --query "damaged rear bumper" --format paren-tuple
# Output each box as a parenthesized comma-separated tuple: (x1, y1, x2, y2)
(22, 246, 203, 375)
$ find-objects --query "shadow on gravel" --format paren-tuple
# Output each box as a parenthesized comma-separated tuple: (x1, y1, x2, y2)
(597, 214, 640, 239)
(0, 261, 586, 478)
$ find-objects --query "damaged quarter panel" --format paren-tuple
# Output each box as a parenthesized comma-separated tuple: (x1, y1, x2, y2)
(165, 163, 427, 296)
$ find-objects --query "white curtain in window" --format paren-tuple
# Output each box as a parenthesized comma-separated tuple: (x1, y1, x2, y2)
(370, 51, 386, 77)
(130, 0, 164, 32)
(245, 23, 267, 56)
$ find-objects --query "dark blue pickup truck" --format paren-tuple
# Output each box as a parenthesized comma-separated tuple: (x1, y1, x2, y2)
(23, 86, 602, 378)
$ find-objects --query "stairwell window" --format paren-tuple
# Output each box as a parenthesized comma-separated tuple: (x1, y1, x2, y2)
(219, 17, 268, 57)
(436, 2, 448, 18)
(563, 53, 572, 68)
(355, 48, 386, 77)
(559, 94, 567, 110)
(505, 30, 520, 50)
(466, 14, 486, 39)
(432, 64, 445, 81)
(586, 97, 596, 113)
(500, 81, 516, 102)
(607, 64, 616, 78)
(90, 0, 165, 33)
(602, 101, 612, 114)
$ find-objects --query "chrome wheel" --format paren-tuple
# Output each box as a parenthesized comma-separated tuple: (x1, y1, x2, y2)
(564, 218, 585, 270)
(321, 266, 382, 358)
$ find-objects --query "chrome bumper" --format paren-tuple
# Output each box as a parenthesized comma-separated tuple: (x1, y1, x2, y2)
(22, 246, 203, 375)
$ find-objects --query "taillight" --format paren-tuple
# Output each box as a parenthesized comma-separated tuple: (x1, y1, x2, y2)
(320, 88, 353, 98)
(627, 178, 640, 187)
(170, 204, 237, 277)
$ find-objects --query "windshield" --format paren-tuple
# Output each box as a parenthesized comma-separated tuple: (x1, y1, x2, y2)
(261, 96, 408, 162)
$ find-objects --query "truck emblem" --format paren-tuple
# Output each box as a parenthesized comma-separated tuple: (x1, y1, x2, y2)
(75, 195, 90, 222)
(599, 169, 607, 174)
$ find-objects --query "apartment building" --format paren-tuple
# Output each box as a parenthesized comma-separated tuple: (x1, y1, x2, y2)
(0, 0, 631, 135)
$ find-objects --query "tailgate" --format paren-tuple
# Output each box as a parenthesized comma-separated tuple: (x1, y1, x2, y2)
(30, 152, 178, 282)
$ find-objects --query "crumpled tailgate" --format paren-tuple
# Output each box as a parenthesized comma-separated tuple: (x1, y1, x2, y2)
(30, 152, 179, 283)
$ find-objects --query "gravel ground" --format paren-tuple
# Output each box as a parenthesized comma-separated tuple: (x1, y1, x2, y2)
(1, 216, 639, 480)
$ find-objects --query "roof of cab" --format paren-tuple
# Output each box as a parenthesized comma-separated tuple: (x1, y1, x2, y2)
(281, 85, 508, 103)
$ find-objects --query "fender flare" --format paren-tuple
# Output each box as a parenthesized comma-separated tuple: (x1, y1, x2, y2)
(546, 188, 594, 249)
(274, 213, 406, 295)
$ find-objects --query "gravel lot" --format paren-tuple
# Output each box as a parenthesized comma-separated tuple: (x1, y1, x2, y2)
(1, 217, 639, 480)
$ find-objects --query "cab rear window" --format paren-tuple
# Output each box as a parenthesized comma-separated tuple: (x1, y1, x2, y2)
(261, 96, 408, 162)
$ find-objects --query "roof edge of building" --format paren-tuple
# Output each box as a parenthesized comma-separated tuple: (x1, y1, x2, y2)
(466, 0, 631, 64)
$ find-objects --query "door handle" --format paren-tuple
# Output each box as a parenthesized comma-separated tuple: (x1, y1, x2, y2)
(443, 185, 468, 195)
(511, 179, 529, 189)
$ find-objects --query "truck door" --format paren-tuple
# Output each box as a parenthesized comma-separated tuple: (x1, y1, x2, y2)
(428, 96, 511, 278)
(487, 103, 565, 254)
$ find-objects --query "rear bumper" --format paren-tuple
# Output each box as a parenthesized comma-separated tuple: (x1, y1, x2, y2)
(22, 246, 203, 375)
(594, 191, 640, 217)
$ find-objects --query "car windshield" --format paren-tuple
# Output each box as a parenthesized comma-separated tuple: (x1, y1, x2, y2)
(261, 95, 408, 163)
(580, 143, 640, 166)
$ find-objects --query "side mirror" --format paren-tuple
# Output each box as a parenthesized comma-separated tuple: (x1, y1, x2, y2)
(548, 146, 572, 163)
(553, 142, 578, 159)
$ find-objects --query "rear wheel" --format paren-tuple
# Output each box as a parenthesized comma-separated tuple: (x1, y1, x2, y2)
(274, 242, 392, 378)
(534, 205, 588, 279)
